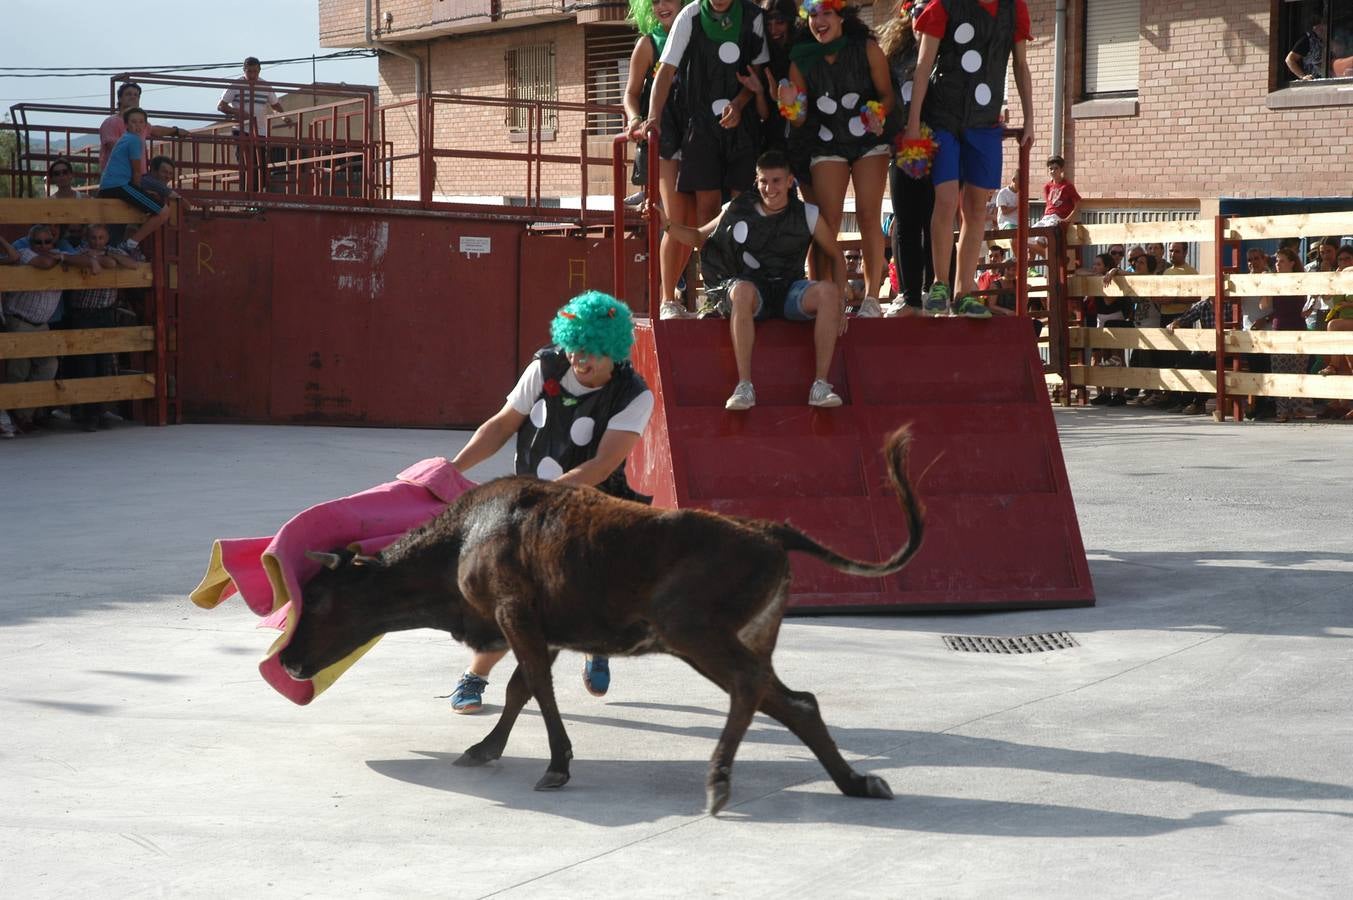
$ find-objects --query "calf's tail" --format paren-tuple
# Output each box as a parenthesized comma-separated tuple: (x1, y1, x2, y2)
(771, 425, 924, 577)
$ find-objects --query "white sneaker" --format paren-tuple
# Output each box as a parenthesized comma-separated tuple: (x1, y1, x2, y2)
(0, 410, 15, 439)
(659, 300, 692, 320)
(856, 296, 884, 318)
(808, 379, 842, 408)
(725, 381, 756, 411)
(883, 301, 916, 318)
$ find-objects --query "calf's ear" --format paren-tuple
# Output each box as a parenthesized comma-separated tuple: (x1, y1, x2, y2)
(305, 550, 346, 570)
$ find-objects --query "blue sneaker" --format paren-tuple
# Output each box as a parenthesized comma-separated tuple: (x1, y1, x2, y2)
(583, 656, 610, 697)
(449, 672, 488, 714)
(955, 295, 993, 318)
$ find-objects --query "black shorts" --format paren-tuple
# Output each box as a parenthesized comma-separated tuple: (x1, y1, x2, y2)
(677, 129, 756, 194)
(97, 184, 162, 216)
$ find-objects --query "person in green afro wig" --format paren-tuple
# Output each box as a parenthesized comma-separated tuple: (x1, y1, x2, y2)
(446, 291, 654, 712)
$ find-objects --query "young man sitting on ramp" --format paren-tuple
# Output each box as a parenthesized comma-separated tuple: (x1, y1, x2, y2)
(654, 149, 849, 411)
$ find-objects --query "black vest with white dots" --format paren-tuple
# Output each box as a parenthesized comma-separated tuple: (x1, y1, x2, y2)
(702, 190, 813, 310)
(797, 37, 890, 159)
(677, 0, 765, 143)
(514, 348, 649, 503)
(922, 0, 1014, 135)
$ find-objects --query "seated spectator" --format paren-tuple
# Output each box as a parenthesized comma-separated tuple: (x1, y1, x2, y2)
(1286, 15, 1333, 81)
(1304, 235, 1340, 329)
(0, 234, 21, 437)
(64, 224, 138, 431)
(1029, 155, 1079, 260)
(993, 173, 1019, 233)
(655, 150, 847, 411)
(47, 157, 80, 200)
(2, 226, 67, 432)
(96, 108, 172, 258)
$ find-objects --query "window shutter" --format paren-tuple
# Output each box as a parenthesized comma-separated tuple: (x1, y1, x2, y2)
(585, 27, 635, 136)
(1084, 0, 1140, 95)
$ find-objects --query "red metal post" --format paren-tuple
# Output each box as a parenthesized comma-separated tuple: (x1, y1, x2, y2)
(612, 134, 628, 302)
(646, 131, 660, 318)
(1014, 134, 1030, 317)
(579, 128, 589, 223)
(1213, 214, 1228, 421)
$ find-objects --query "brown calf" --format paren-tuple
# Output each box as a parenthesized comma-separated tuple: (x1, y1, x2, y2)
(283, 426, 923, 814)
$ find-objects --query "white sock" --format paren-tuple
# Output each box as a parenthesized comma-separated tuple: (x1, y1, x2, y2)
(125, 238, 139, 249)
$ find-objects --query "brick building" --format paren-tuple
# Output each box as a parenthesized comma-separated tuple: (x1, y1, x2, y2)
(319, 1, 1353, 221)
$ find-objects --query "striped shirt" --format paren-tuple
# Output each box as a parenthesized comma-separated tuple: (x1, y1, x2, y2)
(2, 248, 65, 324)
(67, 244, 122, 309)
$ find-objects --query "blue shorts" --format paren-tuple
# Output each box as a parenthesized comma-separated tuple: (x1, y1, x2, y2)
(729, 278, 815, 321)
(931, 125, 1003, 190)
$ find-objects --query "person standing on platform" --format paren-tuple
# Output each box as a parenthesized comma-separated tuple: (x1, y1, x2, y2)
(624, 0, 699, 319)
(643, 0, 771, 232)
(778, 0, 896, 319)
(444, 292, 655, 713)
(904, 0, 1033, 318)
(880, 0, 933, 316)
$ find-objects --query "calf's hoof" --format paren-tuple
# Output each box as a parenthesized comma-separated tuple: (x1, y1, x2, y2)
(534, 770, 571, 791)
(706, 775, 732, 816)
(454, 743, 502, 767)
(864, 774, 893, 800)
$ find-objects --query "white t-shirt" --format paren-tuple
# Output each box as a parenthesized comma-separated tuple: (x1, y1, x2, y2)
(660, 2, 769, 70)
(220, 78, 280, 135)
(507, 359, 655, 461)
(994, 186, 1018, 229)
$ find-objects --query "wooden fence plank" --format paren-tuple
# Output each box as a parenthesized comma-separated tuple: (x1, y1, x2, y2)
(0, 373, 154, 409)
(1068, 274, 1213, 298)
(1226, 211, 1353, 240)
(1227, 271, 1353, 297)
(1065, 220, 1217, 246)
(0, 264, 152, 292)
(1070, 365, 1217, 392)
(1225, 330, 1353, 353)
(1226, 371, 1353, 401)
(0, 198, 150, 225)
(0, 326, 155, 359)
(1069, 326, 1215, 352)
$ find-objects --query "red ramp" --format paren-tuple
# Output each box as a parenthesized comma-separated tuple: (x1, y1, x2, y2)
(628, 316, 1094, 613)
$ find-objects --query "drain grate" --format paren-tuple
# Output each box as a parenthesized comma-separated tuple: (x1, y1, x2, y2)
(943, 632, 1079, 654)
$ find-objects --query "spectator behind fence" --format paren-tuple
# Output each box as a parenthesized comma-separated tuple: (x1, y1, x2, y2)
(1304, 235, 1340, 329)
(907, 0, 1033, 318)
(0, 234, 22, 437)
(140, 155, 179, 206)
(2, 226, 67, 432)
(1256, 246, 1312, 423)
(218, 57, 291, 192)
(1145, 242, 1169, 274)
(97, 108, 173, 259)
(65, 224, 138, 431)
(880, 0, 932, 318)
(1318, 245, 1353, 394)
(656, 150, 847, 411)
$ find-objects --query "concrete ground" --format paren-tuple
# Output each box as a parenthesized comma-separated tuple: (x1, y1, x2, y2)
(2, 408, 1351, 898)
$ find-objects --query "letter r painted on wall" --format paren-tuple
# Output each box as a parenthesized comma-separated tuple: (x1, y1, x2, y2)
(197, 241, 215, 274)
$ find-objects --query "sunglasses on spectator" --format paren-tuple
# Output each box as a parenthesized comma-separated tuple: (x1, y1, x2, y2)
(1110, 249, 1124, 256)
(50, 168, 72, 176)
(1129, 255, 1143, 264)
(32, 238, 55, 245)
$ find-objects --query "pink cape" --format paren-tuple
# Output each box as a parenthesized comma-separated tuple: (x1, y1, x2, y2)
(190, 458, 476, 704)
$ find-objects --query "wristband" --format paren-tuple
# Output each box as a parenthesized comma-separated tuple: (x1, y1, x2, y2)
(777, 91, 807, 122)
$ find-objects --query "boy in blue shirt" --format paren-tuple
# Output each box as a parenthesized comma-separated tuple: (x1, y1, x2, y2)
(97, 107, 172, 256)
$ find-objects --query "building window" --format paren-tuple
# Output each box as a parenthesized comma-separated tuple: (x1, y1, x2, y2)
(1082, 0, 1140, 98)
(505, 43, 558, 135)
(584, 27, 634, 137)
(1276, 0, 1353, 85)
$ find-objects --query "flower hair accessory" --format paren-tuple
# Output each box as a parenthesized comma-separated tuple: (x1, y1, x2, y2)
(893, 123, 937, 179)
(859, 100, 886, 136)
(801, 0, 846, 17)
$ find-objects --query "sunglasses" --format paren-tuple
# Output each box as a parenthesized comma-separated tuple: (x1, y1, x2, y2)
(1110, 249, 1124, 256)
(31, 238, 55, 245)
(1128, 255, 1143, 264)
(50, 169, 72, 176)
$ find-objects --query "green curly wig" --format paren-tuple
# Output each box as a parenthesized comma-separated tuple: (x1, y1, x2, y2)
(550, 291, 636, 362)
(628, 0, 694, 37)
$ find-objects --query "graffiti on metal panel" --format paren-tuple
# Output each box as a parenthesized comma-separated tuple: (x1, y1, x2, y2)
(197, 241, 214, 274)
